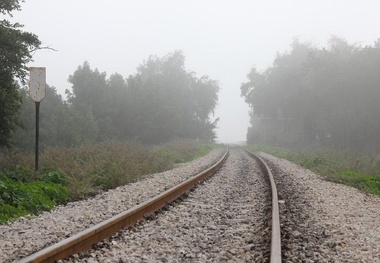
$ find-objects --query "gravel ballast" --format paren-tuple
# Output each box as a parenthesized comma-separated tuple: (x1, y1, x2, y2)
(62, 149, 272, 262)
(260, 152, 380, 262)
(1, 148, 379, 262)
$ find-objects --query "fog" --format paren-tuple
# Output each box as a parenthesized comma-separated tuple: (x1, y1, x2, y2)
(11, 0, 380, 143)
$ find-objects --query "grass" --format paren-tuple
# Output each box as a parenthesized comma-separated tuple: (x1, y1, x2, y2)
(0, 139, 220, 224)
(248, 144, 380, 197)
(153, 139, 222, 164)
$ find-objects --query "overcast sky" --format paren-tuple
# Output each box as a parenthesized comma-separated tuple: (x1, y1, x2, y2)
(10, 0, 380, 143)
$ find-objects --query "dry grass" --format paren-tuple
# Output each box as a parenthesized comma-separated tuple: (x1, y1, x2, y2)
(1, 140, 172, 200)
(1, 139, 220, 201)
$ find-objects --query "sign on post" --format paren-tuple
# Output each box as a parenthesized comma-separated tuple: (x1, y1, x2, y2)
(29, 67, 46, 102)
(29, 67, 46, 172)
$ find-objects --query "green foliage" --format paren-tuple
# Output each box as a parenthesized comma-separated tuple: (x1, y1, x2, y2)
(43, 170, 68, 186)
(0, 179, 68, 224)
(299, 156, 327, 169)
(332, 171, 380, 196)
(0, 160, 70, 224)
(0, 204, 25, 224)
(0, 71, 22, 148)
(0, 1, 40, 148)
(0, 165, 34, 182)
(0, 19, 40, 81)
(0, 0, 22, 14)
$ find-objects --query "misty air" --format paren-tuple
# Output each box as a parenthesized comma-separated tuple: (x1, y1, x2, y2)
(1, 1, 380, 262)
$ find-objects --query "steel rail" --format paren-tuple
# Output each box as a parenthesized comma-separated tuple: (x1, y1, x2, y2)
(244, 148, 282, 263)
(18, 147, 229, 263)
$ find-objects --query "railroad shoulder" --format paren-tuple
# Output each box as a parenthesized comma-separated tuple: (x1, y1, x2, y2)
(259, 152, 380, 262)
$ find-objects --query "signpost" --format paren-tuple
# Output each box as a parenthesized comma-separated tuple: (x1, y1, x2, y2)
(29, 67, 46, 172)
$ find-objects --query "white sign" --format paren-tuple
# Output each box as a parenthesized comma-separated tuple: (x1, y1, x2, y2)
(29, 67, 46, 102)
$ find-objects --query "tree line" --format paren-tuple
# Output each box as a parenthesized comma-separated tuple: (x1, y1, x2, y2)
(1, 2, 220, 151)
(241, 37, 380, 153)
(9, 52, 220, 151)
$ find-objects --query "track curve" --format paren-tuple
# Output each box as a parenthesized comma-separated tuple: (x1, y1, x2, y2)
(17, 147, 282, 263)
(18, 148, 229, 263)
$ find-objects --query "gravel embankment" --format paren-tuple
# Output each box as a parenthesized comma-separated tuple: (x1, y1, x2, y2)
(0, 148, 226, 263)
(62, 149, 272, 263)
(260, 152, 380, 263)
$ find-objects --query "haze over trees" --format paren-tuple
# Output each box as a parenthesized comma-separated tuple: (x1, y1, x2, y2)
(67, 51, 220, 144)
(241, 37, 380, 153)
(8, 51, 220, 151)
(1, 1, 220, 151)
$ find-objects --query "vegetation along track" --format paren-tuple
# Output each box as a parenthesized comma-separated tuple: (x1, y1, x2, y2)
(14, 148, 281, 263)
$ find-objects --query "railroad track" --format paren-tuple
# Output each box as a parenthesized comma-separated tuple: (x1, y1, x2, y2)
(18, 148, 281, 263)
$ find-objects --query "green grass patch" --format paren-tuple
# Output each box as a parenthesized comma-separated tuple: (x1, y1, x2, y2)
(0, 178, 68, 224)
(248, 144, 380, 197)
(331, 171, 380, 196)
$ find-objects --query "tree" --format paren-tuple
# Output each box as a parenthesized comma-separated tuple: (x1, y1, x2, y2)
(127, 51, 220, 143)
(241, 37, 380, 153)
(12, 85, 98, 151)
(67, 61, 111, 140)
(190, 76, 220, 141)
(67, 62, 130, 141)
(63, 51, 220, 145)
(0, 0, 40, 148)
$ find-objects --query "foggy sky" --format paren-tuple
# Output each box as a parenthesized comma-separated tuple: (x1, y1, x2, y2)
(10, 0, 380, 143)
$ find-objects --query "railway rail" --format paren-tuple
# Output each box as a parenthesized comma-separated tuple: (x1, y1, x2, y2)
(244, 148, 281, 263)
(18, 147, 281, 263)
